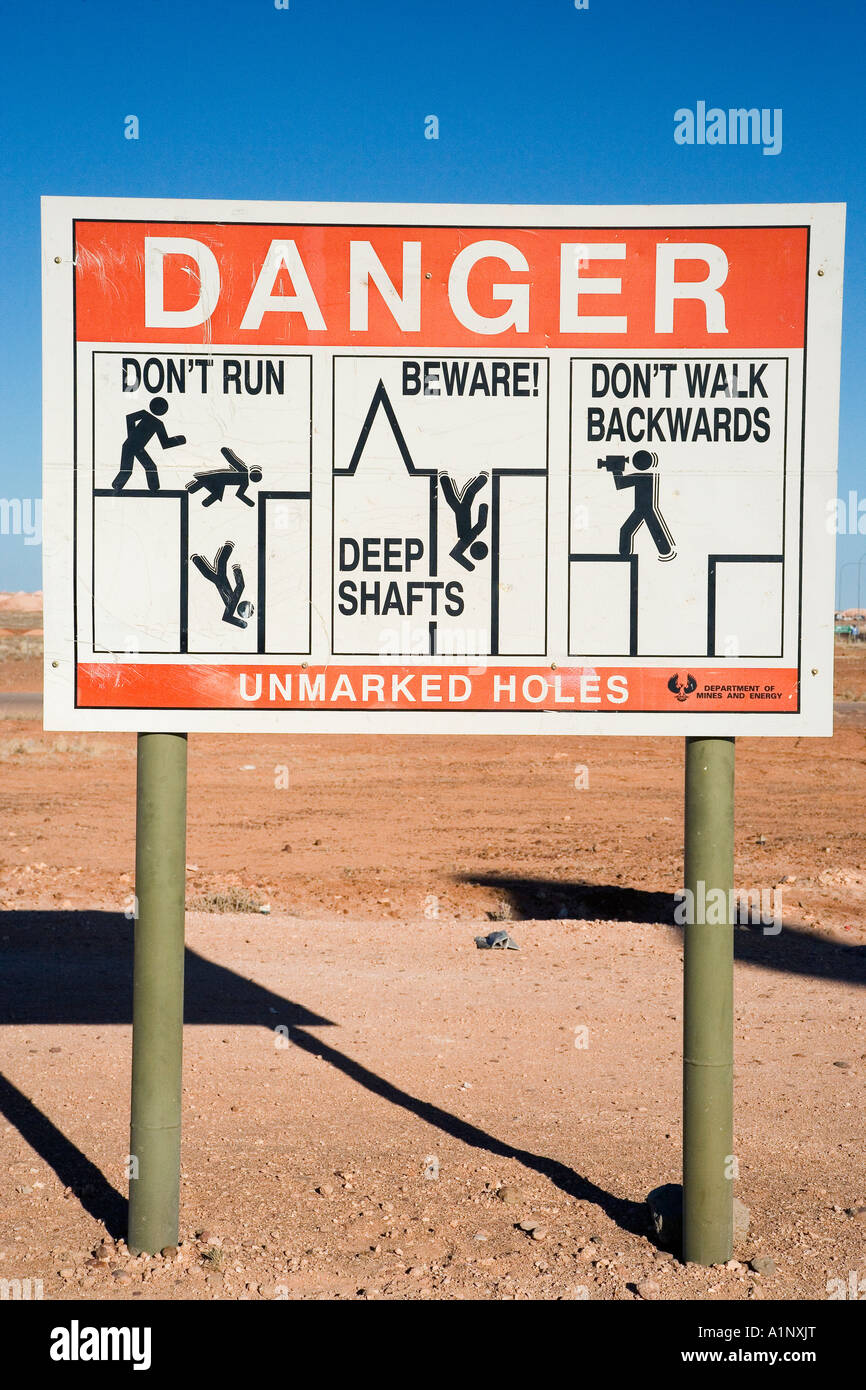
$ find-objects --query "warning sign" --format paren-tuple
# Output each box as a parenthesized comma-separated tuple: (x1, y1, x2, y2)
(42, 199, 844, 734)
(569, 356, 788, 659)
(332, 356, 548, 658)
(90, 351, 311, 658)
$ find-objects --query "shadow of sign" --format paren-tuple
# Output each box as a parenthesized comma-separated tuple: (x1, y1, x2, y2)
(458, 875, 866, 988)
(0, 909, 333, 1237)
(0, 910, 333, 1027)
(0, 908, 650, 1243)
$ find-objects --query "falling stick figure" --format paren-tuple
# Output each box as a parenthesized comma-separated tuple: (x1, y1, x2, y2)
(186, 447, 263, 507)
(598, 450, 676, 561)
(191, 541, 254, 629)
(112, 396, 186, 493)
(440, 473, 489, 571)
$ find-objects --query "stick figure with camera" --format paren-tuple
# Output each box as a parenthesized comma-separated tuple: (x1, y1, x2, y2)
(598, 450, 676, 561)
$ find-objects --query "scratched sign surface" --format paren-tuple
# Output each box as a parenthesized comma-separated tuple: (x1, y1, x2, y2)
(42, 198, 844, 733)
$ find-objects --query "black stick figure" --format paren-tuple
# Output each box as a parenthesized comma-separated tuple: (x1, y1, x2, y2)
(440, 473, 489, 571)
(112, 397, 186, 493)
(191, 541, 254, 629)
(599, 450, 676, 561)
(186, 447, 263, 507)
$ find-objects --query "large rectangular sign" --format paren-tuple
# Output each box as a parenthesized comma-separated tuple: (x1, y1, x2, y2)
(42, 198, 844, 733)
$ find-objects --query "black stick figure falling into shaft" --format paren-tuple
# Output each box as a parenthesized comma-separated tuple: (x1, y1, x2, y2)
(191, 541, 254, 629)
(440, 473, 489, 571)
(186, 448, 262, 507)
(598, 449, 677, 561)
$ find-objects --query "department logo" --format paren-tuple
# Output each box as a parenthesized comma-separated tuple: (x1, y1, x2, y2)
(668, 672, 698, 702)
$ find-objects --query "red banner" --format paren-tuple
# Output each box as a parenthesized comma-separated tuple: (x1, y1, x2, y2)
(77, 663, 799, 713)
(74, 222, 808, 350)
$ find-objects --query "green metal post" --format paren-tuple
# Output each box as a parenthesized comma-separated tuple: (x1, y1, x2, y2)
(683, 735, 735, 1266)
(128, 732, 188, 1255)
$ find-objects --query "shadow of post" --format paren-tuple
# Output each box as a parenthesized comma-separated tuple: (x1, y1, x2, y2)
(0, 1071, 127, 1238)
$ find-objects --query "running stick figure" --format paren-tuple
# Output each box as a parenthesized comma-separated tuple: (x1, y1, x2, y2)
(112, 397, 186, 493)
(598, 450, 676, 561)
(191, 541, 254, 629)
(440, 473, 489, 571)
(186, 447, 263, 507)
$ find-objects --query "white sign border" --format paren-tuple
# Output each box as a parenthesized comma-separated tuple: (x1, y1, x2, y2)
(42, 198, 845, 736)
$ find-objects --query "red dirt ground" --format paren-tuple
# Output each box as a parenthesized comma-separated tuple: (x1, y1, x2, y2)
(0, 616, 864, 1300)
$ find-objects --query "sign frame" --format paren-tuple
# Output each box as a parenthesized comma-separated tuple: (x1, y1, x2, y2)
(42, 197, 845, 735)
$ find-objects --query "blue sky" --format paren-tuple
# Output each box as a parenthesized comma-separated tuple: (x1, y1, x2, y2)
(1, 0, 862, 595)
